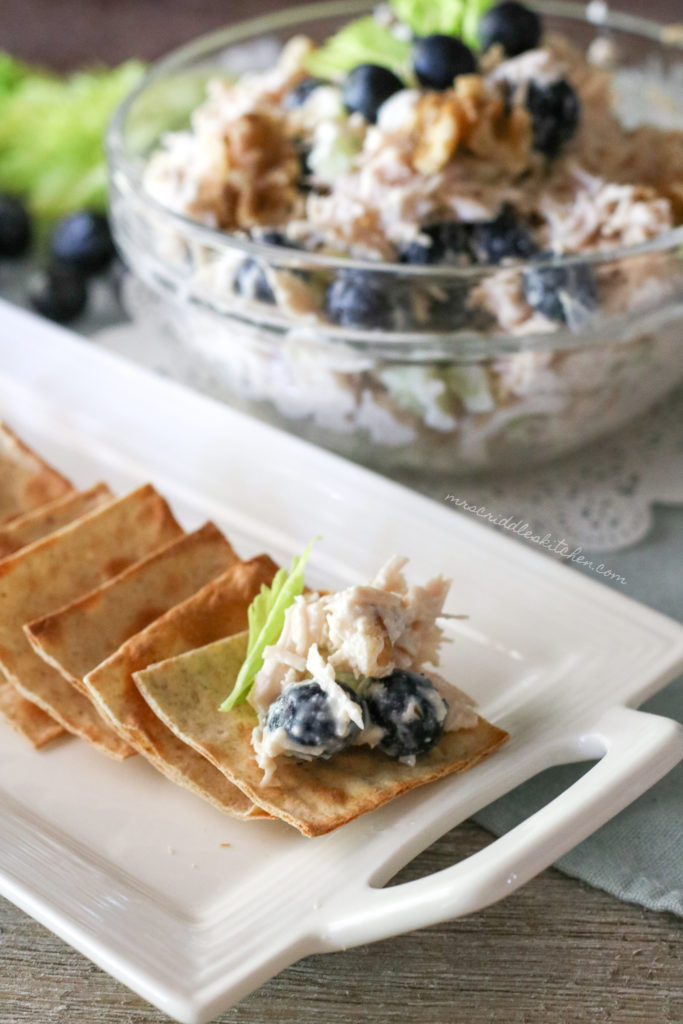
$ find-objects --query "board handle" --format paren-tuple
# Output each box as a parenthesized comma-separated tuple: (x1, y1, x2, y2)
(325, 707, 683, 948)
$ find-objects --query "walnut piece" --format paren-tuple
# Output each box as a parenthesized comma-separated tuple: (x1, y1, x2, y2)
(412, 75, 533, 176)
(188, 111, 302, 230)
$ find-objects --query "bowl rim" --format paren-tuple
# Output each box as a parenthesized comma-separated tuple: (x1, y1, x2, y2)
(106, 0, 683, 278)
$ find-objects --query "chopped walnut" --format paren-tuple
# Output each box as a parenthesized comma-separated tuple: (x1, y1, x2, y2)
(413, 93, 466, 174)
(188, 111, 303, 230)
(411, 75, 533, 176)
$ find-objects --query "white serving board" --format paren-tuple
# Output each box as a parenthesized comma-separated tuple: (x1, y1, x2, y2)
(0, 299, 681, 1023)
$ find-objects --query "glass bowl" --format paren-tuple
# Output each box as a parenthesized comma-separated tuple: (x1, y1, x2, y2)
(106, 0, 683, 476)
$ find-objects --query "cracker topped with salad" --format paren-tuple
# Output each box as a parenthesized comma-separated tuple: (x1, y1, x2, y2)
(135, 543, 508, 836)
(0, 426, 507, 836)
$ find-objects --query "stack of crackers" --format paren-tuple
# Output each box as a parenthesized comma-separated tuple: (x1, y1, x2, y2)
(0, 423, 507, 836)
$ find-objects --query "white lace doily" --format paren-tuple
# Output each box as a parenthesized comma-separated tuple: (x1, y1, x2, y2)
(93, 278, 683, 555)
(415, 387, 683, 553)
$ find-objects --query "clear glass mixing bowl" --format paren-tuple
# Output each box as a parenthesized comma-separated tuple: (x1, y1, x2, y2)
(107, 1, 683, 475)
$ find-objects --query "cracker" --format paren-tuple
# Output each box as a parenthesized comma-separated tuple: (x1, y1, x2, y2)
(0, 422, 73, 524)
(135, 632, 509, 837)
(83, 557, 278, 818)
(26, 522, 237, 697)
(0, 485, 182, 754)
(0, 483, 113, 560)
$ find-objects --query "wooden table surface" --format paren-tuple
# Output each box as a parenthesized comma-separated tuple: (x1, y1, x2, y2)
(1, 2, 681, 1022)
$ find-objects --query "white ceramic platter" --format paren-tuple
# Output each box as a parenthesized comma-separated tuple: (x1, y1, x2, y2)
(0, 300, 681, 1024)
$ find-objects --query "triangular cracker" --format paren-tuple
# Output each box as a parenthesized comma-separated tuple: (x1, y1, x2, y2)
(83, 557, 278, 818)
(0, 483, 113, 560)
(0, 484, 182, 754)
(25, 522, 237, 697)
(135, 632, 509, 837)
(0, 422, 73, 524)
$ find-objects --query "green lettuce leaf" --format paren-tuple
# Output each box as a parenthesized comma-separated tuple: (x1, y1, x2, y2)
(390, 0, 495, 48)
(0, 54, 145, 223)
(0, 52, 34, 97)
(219, 538, 318, 711)
(305, 17, 411, 79)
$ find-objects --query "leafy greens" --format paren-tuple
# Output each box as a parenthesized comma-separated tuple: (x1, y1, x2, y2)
(305, 17, 411, 79)
(304, 1, 495, 81)
(0, 53, 145, 223)
(219, 539, 318, 711)
(390, 0, 495, 48)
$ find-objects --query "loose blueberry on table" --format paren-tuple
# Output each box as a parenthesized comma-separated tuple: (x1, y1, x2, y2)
(49, 211, 116, 276)
(27, 264, 88, 324)
(0, 194, 32, 258)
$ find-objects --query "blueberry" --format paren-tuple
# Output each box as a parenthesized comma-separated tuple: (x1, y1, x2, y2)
(326, 271, 412, 330)
(427, 284, 474, 331)
(283, 77, 325, 110)
(257, 230, 288, 246)
(479, 2, 542, 57)
(413, 35, 477, 91)
(526, 79, 580, 157)
(0, 194, 31, 258)
(343, 64, 404, 124)
(401, 222, 472, 266)
(27, 265, 88, 324)
(470, 205, 538, 264)
(266, 680, 364, 757)
(523, 262, 597, 325)
(50, 211, 116, 276)
(295, 141, 314, 190)
(234, 258, 275, 303)
(365, 670, 447, 760)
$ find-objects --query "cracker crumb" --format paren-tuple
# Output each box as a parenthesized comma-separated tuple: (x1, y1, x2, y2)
(220, 843, 232, 848)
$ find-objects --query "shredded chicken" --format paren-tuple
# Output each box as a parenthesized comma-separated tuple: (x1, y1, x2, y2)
(250, 556, 457, 713)
(248, 556, 477, 781)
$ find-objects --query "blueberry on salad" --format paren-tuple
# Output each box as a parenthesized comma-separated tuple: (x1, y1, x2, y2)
(479, 1, 542, 57)
(470, 205, 538, 264)
(266, 680, 364, 757)
(326, 271, 396, 329)
(342, 64, 404, 124)
(257, 230, 289, 247)
(523, 261, 597, 324)
(234, 258, 276, 303)
(412, 35, 477, 91)
(49, 211, 116, 275)
(282, 77, 325, 110)
(401, 222, 473, 266)
(27, 265, 88, 324)
(526, 79, 580, 157)
(0, 194, 32, 258)
(365, 670, 448, 760)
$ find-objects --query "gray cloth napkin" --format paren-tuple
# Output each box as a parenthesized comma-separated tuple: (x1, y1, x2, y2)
(469, 504, 682, 915)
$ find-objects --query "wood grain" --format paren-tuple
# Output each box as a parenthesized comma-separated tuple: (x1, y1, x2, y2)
(1, 823, 681, 1023)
